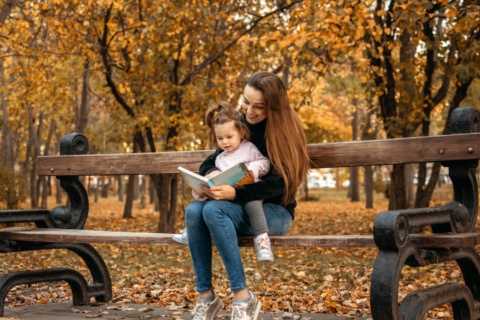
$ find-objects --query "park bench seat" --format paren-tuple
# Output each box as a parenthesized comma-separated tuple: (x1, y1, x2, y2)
(1, 106, 480, 319)
(2, 227, 480, 249)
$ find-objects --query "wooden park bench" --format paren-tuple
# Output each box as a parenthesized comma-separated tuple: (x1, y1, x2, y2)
(1, 106, 480, 319)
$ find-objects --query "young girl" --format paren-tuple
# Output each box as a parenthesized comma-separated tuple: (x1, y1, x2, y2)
(173, 100, 274, 262)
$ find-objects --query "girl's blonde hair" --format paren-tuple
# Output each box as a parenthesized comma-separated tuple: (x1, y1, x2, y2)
(205, 100, 250, 147)
(246, 71, 310, 205)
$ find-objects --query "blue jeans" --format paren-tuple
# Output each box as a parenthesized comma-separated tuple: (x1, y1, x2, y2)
(185, 200, 292, 293)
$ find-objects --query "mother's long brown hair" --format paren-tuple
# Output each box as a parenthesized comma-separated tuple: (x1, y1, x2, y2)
(246, 71, 310, 204)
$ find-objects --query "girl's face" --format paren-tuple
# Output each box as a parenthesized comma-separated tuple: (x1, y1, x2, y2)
(242, 84, 267, 124)
(214, 121, 244, 152)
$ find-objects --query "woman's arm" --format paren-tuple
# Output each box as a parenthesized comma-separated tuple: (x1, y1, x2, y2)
(199, 148, 223, 176)
(234, 170, 285, 203)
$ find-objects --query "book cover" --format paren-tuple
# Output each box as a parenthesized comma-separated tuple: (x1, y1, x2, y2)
(178, 163, 255, 193)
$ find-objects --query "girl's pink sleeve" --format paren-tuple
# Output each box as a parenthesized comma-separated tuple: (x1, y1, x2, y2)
(192, 189, 207, 201)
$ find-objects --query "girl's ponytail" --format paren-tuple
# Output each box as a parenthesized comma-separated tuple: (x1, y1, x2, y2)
(205, 101, 249, 147)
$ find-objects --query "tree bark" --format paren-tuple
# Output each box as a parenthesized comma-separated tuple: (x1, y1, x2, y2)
(389, 164, 407, 210)
(140, 175, 146, 208)
(39, 121, 56, 208)
(0, 0, 19, 24)
(0, 60, 13, 171)
(123, 175, 135, 218)
(76, 58, 90, 134)
(364, 166, 373, 208)
(350, 103, 360, 202)
(25, 105, 42, 209)
(123, 136, 140, 218)
(117, 176, 124, 202)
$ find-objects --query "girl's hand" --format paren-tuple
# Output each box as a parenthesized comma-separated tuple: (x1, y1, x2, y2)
(204, 170, 222, 179)
(201, 184, 236, 200)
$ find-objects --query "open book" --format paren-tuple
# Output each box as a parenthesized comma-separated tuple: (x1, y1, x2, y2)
(178, 163, 255, 193)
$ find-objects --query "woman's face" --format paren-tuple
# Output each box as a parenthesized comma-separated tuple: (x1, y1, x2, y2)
(241, 84, 267, 125)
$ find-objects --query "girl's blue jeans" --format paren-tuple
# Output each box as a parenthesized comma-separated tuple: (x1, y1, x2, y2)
(185, 200, 292, 293)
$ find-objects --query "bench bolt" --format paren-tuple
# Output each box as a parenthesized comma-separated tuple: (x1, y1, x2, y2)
(438, 149, 445, 154)
(468, 147, 474, 153)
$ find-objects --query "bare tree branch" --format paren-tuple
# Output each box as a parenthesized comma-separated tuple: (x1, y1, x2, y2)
(180, 0, 303, 86)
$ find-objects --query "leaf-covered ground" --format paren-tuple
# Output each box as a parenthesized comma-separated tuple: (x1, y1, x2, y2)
(1, 187, 464, 318)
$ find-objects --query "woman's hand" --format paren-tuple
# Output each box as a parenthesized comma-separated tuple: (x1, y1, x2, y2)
(201, 184, 236, 200)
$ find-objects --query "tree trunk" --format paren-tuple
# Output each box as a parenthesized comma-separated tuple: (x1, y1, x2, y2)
(0, 60, 13, 171)
(123, 175, 135, 218)
(140, 175, 146, 208)
(149, 177, 155, 204)
(39, 122, 55, 208)
(101, 176, 110, 198)
(364, 166, 373, 209)
(26, 105, 41, 209)
(0, 0, 20, 24)
(361, 110, 375, 208)
(350, 167, 359, 202)
(405, 164, 415, 208)
(350, 103, 360, 202)
(117, 176, 124, 201)
(76, 58, 90, 134)
(389, 164, 407, 210)
(123, 134, 141, 218)
(153, 174, 178, 232)
(414, 77, 473, 208)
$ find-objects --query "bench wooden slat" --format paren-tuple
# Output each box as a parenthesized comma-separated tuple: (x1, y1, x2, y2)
(3, 228, 480, 249)
(36, 133, 480, 176)
(409, 233, 480, 248)
(0, 227, 375, 248)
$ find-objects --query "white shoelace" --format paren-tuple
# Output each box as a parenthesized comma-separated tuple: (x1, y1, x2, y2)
(255, 236, 271, 250)
(192, 301, 208, 320)
(231, 303, 248, 320)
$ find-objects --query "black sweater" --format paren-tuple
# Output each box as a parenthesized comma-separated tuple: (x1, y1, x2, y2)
(199, 118, 296, 219)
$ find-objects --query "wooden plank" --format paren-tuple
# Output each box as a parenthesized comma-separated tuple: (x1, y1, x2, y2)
(309, 133, 480, 168)
(2, 228, 479, 249)
(37, 150, 214, 176)
(0, 228, 376, 248)
(409, 233, 480, 248)
(36, 133, 480, 176)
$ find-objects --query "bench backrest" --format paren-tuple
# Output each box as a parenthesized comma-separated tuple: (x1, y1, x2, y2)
(36, 132, 480, 176)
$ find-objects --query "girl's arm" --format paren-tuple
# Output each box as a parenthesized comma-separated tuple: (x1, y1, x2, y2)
(245, 147, 270, 181)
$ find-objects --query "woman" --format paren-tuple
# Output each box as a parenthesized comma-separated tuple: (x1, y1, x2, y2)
(185, 71, 310, 320)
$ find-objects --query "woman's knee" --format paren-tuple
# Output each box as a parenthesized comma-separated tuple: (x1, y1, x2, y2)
(202, 201, 230, 224)
(185, 201, 205, 225)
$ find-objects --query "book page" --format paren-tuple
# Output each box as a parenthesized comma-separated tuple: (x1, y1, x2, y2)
(207, 163, 254, 187)
(178, 166, 209, 193)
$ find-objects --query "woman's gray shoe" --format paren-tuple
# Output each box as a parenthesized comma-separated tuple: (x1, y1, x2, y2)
(231, 291, 262, 320)
(192, 291, 224, 320)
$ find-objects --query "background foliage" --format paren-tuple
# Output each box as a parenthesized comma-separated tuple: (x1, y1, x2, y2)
(1, 0, 479, 220)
